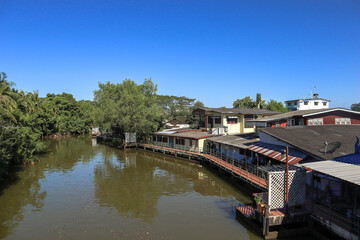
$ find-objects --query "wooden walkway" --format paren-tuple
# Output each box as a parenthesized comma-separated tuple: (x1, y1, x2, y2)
(140, 143, 268, 190)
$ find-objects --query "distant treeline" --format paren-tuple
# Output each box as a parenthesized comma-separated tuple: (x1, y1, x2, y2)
(0, 74, 205, 178)
(0, 72, 96, 177)
(3, 72, 329, 179)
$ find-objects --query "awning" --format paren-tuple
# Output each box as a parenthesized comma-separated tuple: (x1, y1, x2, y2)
(247, 142, 307, 164)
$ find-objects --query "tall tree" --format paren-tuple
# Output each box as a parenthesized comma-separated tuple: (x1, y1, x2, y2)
(351, 103, 360, 112)
(255, 93, 267, 109)
(233, 96, 255, 108)
(266, 99, 288, 113)
(93, 78, 162, 138)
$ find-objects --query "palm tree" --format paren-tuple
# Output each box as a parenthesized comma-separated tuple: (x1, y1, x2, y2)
(0, 73, 18, 123)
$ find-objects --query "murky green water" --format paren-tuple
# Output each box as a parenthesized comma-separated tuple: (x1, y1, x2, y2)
(0, 136, 262, 240)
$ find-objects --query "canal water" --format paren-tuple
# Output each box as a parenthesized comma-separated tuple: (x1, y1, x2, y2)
(0, 136, 275, 239)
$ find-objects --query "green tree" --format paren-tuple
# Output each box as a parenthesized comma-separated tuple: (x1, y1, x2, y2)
(93, 78, 162, 139)
(351, 103, 360, 112)
(266, 99, 288, 113)
(255, 93, 267, 109)
(0, 73, 17, 123)
(156, 95, 197, 125)
(233, 96, 255, 108)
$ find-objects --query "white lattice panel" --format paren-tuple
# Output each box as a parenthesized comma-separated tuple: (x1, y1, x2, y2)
(268, 169, 306, 210)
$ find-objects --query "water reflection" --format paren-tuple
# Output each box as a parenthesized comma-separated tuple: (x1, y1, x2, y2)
(93, 150, 252, 224)
(0, 137, 261, 240)
(0, 136, 98, 239)
(0, 166, 46, 239)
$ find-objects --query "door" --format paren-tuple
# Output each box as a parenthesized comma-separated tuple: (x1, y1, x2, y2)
(169, 137, 174, 148)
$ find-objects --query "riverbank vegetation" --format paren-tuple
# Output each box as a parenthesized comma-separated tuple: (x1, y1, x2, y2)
(1, 71, 290, 179)
(0, 72, 95, 178)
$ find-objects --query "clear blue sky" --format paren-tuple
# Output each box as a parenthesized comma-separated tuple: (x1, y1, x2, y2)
(1, 0, 359, 108)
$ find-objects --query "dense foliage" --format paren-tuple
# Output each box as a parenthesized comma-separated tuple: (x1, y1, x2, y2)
(351, 103, 360, 112)
(0, 72, 94, 178)
(233, 93, 288, 113)
(93, 79, 162, 139)
(156, 95, 205, 127)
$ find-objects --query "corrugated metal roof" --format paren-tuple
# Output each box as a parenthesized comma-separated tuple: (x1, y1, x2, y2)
(248, 142, 308, 164)
(206, 133, 259, 149)
(301, 160, 360, 186)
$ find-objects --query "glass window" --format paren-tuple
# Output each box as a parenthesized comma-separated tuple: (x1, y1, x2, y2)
(304, 101, 308, 105)
(308, 118, 323, 125)
(314, 102, 319, 106)
(323, 102, 327, 106)
(215, 118, 221, 124)
(227, 118, 238, 124)
(335, 118, 350, 125)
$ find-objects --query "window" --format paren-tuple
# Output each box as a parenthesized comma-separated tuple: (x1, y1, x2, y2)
(287, 119, 295, 126)
(308, 118, 323, 125)
(189, 140, 192, 146)
(323, 102, 327, 106)
(181, 139, 185, 145)
(335, 118, 350, 125)
(288, 102, 292, 106)
(227, 117, 238, 124)
(304, 101, 309, 105)
(294, 102, 297, 105)
(162, 137, 168, 143)
(153, 136, 156, 142)
(215, 117, 221, 124)
(239, 149, 245, 155)
(314, 102, 319, 106)
(244, 115, 254, 120)
(175, 138, 179, 144)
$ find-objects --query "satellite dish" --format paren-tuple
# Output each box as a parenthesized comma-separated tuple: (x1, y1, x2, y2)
(318, 141, 341, 155)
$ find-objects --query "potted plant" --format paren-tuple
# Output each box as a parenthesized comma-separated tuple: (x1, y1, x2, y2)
(254, 193, 265, 214)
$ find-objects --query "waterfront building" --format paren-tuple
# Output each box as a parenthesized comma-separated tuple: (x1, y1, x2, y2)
(192, 107, 279, 135)
(284, 93, 330, 111)
(245, 125, 360, 239)
(247, 108, 360, 128)
(150, 129, 214, 153)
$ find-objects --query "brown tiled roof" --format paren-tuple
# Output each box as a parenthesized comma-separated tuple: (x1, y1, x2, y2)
(193, 107, 279, 115)
(260, 125, 360, 160)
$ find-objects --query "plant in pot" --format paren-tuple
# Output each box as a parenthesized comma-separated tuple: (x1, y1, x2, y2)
(254, 194, 265, 213)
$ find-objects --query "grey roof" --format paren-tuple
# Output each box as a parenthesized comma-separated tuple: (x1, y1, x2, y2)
(247, 108, 359, 123)
(193, 107, 279, 115)
(301, 161, 360, 185)
(154, 130, 214, 139)
(260, 125, 360, 160)
(206, 133, 259, 149)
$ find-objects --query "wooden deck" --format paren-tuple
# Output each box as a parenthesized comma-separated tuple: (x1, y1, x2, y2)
(140, 143, 268, 190)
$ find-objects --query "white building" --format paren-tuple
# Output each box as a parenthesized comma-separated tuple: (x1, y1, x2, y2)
(284, 93, 330, 111)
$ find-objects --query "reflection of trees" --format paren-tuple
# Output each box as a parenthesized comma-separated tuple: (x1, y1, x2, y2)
(41, 136, 98, 173)
(0, 136, 98, 239)
(94, 150, 253, 224)
(0, 166, 46, 239)
(94, 151, 194, 223)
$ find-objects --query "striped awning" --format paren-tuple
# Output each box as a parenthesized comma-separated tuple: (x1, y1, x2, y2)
(247, 142, 307, 165)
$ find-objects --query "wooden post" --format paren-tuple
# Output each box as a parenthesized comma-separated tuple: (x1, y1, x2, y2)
(264, 204, 270, 236)
(285, 146, 289, 212)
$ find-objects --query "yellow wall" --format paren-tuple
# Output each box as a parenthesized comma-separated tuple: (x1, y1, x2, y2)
(203, 111, 257, 134)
